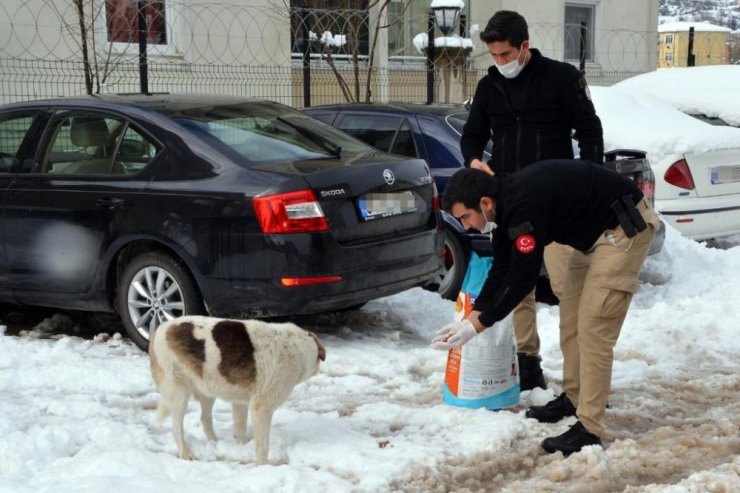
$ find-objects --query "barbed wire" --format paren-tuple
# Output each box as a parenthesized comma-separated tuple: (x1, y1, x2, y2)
(0, 1, 734, 105)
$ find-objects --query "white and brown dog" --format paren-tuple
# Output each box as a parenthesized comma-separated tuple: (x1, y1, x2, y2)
(149, 315, 325, 464)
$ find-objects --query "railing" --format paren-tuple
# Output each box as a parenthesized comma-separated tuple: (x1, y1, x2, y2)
(1, 1, 729, 107)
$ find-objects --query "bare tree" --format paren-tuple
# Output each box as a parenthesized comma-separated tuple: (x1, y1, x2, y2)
(287, 0, 406, 103)
(53, 0, 123, 94)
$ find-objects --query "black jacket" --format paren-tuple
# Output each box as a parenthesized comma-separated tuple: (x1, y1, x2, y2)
(474, 159, 643, 327)
(461, 49, 604, 174)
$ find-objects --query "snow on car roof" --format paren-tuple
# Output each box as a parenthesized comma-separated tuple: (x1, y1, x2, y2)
(591, 72, 740, 168)
(612, 66, 740, 128)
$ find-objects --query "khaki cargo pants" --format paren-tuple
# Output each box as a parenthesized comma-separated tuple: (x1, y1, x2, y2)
(560, 198, 659, 437)
(513, 241, 573, 356)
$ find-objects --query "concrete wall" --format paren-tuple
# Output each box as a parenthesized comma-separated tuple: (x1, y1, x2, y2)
(468, 0, 659, 80)
(0, 0, 660, 105)
(0, 0, 293, 103)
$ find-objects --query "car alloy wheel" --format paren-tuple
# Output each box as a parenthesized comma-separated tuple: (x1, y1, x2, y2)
(118, 251, 202, 351)
(127, 266, 185, 338)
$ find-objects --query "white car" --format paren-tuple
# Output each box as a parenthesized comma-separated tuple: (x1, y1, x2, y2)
(592, 70, 740, 241)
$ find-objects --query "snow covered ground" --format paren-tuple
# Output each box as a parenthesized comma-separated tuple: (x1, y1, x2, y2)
(2, 66, 740, 492)
(1, 225, 739, 493)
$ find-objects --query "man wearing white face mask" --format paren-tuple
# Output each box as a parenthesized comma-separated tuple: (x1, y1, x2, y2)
(480, 203, 497, 234)
(460, 10, 604, 393)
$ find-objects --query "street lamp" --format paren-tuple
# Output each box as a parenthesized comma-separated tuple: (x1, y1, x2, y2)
(427, 0, 464, 104)
(431, 0, 463, 36)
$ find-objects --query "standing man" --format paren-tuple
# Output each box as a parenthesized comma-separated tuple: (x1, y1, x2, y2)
(431, 164, 658, 455)
(460, 10, 604, 391)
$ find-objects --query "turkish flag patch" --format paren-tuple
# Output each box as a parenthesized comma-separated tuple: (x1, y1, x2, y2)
(515, 234, 536, 254)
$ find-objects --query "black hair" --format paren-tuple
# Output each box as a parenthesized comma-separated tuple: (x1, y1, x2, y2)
(441, 168, 500, 212)
(479, 10, 529, 46)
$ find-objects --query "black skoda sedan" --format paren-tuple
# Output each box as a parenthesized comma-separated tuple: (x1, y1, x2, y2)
(0, 94, 443, 350)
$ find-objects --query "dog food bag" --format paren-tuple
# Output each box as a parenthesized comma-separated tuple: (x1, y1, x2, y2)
(442, 252, 520, 410)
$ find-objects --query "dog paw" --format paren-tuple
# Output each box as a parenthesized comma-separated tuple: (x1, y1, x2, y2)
(179, 450, 195, 461)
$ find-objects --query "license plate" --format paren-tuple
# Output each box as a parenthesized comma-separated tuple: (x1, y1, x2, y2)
(710, 165, 740, 185)
(358, 191, 418, 221)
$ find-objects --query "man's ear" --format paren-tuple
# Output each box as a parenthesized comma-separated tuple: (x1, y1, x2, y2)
(480, 196, 495, 210)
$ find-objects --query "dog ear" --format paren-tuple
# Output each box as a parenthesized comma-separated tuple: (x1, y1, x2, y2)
(307, 331, 326, 362)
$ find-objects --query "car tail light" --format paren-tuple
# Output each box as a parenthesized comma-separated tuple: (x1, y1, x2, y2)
(281, 276, 342, 286)
(635, 175, 656, 207)
(432, 181, 440, 211)
(253, 190, 328, 233)
(664, 158, 695, 191)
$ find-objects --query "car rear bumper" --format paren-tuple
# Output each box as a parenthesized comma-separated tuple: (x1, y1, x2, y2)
(200, 229, 444, 317)
(656, 196, 740, 240)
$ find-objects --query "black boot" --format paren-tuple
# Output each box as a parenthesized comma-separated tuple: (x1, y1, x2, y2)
(540, 421, 602, 456)
(518, 353, 547, 391)
(525, 392, 576, 423)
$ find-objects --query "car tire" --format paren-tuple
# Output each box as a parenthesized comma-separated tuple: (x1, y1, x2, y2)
(426, 228, 468, 301)
(117, 251, 203, 351)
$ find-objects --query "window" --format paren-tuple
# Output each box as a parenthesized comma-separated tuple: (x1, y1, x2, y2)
(116, 126, 160, 174)
(335, 114, 417, 157)
(40, 112, 157, 175)
(171, 107, 370, 163)
(291, 1, 370, 59)
(665, 52, 674, 63)
(389, 121, 417, 157)
(106, 0, 167, 45)
(0, 114, 36, 172)
(104, 0, 176, 55)
(664, 33, 674, 45)
(564, 4, 595, 62)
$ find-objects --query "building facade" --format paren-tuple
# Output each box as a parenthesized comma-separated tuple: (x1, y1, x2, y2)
(0, 0, 660, 106)
(469, 0, 659, 85)
(658, 21, 731, 68)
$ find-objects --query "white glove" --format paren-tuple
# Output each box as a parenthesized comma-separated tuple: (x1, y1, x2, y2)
(430, 320, 478, 350)
(431, 322, 458, 344)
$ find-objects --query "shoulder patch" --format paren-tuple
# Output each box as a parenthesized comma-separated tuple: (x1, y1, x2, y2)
(508, 221, 534, 240)
(515, 234, 536, 254)
(578, 76, 592, 101)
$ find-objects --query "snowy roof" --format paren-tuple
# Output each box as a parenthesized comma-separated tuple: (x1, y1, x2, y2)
(430, 0, 465, 8)
(658, 21, 732, 33)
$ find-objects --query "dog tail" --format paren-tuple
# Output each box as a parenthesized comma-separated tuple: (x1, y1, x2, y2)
(156, 401, 170, 421)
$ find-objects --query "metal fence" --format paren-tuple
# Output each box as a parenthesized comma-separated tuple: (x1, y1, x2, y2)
(0, 1, 716, 108)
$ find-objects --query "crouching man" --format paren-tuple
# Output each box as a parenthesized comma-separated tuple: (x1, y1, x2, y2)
(431, 161, 658, 455)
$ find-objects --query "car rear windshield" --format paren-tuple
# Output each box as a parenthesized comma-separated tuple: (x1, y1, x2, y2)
(169, 103, 374, 163)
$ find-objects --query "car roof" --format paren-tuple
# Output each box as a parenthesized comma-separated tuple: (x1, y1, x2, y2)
(305, 102, 468, 117)
(0, 93, 286, 113)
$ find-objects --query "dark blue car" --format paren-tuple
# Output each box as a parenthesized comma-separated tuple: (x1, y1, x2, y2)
(304, 102, 664, 303)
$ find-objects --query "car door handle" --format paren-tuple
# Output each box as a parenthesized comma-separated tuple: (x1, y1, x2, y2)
(96, 197, 125, 209)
